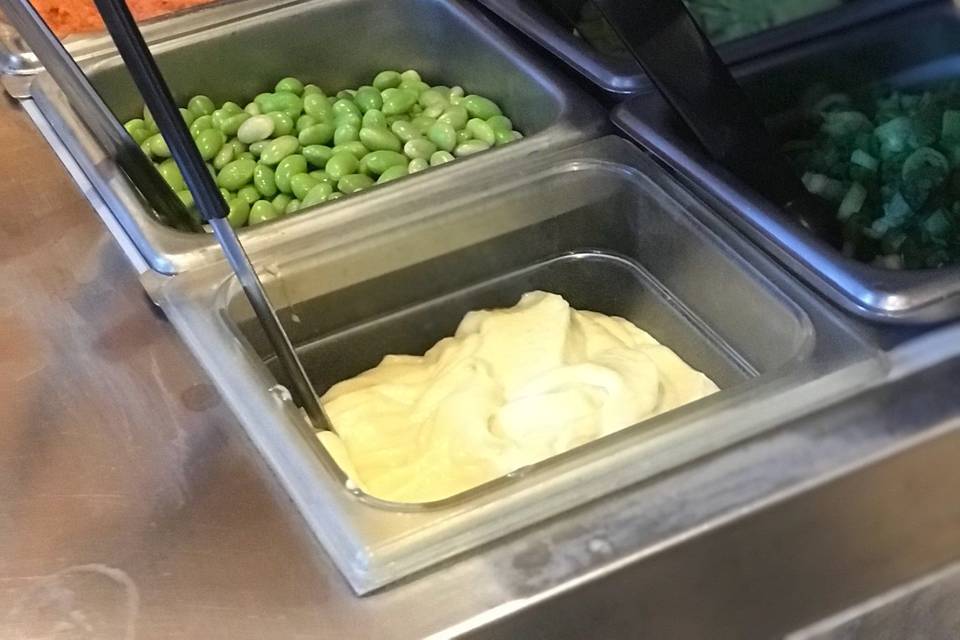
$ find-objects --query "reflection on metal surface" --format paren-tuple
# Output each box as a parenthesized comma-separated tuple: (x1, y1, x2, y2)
(474, 0, 928, 95)
(788, 562, 960, 640)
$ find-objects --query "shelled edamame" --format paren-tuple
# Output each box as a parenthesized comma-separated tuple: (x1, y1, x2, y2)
(125, 70, 523, 229)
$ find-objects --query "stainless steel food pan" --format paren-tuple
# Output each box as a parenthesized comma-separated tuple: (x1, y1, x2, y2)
(475, 0, 933, 96)
(29, 0, 605, 274)
(612, 3, 960, 323)
(152, 137, 884, 593)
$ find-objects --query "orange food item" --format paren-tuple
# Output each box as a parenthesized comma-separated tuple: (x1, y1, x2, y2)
(32, 0, 218, 37)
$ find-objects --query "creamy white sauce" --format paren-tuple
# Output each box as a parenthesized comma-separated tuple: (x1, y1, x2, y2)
(319, 291, 718, 503)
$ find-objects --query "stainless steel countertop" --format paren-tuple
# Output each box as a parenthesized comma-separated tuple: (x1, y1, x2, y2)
(3, 90, 960, 639)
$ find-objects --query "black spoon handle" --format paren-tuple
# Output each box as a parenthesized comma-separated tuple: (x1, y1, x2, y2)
(91, 0, 227, 221)
(90, 0, 330, 428)
(590, 0, 843, 243)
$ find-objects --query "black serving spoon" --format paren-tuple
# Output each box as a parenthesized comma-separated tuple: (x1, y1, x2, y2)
(584, 0, 844, 246)
(89, 0, 330, 428)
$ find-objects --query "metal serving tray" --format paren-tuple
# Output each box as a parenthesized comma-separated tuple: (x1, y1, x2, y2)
(150, 137, 885, 593)
(612, 2, 960, 323)
(27, 0, 605, 275)
(475, 0, 934, 96)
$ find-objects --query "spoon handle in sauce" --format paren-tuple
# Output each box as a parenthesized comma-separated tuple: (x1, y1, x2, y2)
(90, 0, 331, 430)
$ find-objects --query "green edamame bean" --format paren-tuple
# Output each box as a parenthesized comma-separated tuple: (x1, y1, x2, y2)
(438, 105, 468, 130)
(296, 115, 317, 133)
(229, 140, 248, 155)
(423, 104, 445, 119)
(454, 140, 491, 157)
(290, 173, 320, 200)
(248, 140, 267, 158)
(463, 94, 502, 119)
(178, 108, 196, 127)
(301, 182, 333, 207)
(249, 200, 280, 226)
(403, 138, 437, 160)
(400, 69, 422, 83)
(143, 105, 156, 131)
(275, 77, 305, 95)
(253, 163, 278, 198)
(332, 142, 369, 159)
(372, 70, 402, 91)
(495, 129, 523, 146)
(189, 114, 214, 137)
(303, 93, 335, 121)
(410, 116, 436, 134)
(303, 145, 334, 168)
(487, 115, 513, 132)
(354, 86, 383, 113)
(219, 187, 232, 201)
(377, 164, 408, 184)
(244, 102, 262, 116)
(362, 109, 387, 129)
(158, 159, 186, 191)
(285, 199, 301, 215)
(335, 112, 362, 130)
(260, 135, 300, 165)
(334, 123, 360, 146)
(427, 121, 457, 152)
(236, 114, 275, 144)
(362, 150, 407, 175)
(338, 174, 375, 194)
(325, 152, 359, 180)
(125, 117, 145, 132)
(238, 185, 261, 205)
(310, 170, 335, 186)
(303, 84, 324, 96)
(449, 86, 465, 98)
(211, 108, 230, 130)
(220, 112, 251, 137)
(332, 98, 362, 120)
(467, 118, 496, 146)
(212, 142, 234, 170)
(176, 190, 195, 210)
(275, 154, 308, 194)
(456, 129, 472, 144)
(359, 126, 402, 152)
(188, 95, 215, 117)
(125, 120, 150, 145)
(408, 158, 429, 173)
(272, 193, 292, 213)
(449, 94, 464, 106)
(221, 101, 243, 115)
(390, 120, 421, 143)
(261, 92, 303, 119)
(195, 128, 225, 161)
(399, 80, 430, 95)
(217, 158, 257, 191)
(430, 150, 455, 166)
(267, 112, 295, 137)
(227, 198, 250, 229)
(382, 88, 417, 116)
(418, 88, 448, 109)
(298, 123, 335, 146)
(146, 133, 171, 158)
(328, 191, 346, 202)
(336, 89, 357, 101)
